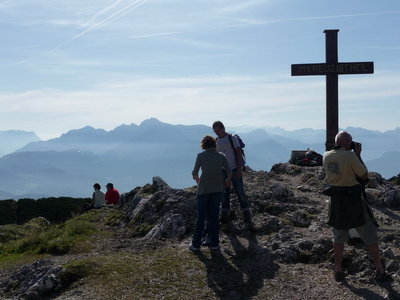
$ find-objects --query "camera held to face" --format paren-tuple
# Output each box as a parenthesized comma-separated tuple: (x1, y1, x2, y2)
(350, 141, 361, 150)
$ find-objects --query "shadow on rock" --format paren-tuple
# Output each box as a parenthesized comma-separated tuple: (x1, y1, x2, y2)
(377, 279, 400, 300)
(342, 279, 400, 300)
(342, 282, 384, 300)
(196, 231, 279, 300)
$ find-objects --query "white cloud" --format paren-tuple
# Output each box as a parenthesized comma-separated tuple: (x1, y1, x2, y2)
(1, 71, 399, 138)
(0, 0, 26, 11)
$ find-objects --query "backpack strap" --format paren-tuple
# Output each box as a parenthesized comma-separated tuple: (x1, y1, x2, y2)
(227, 134, 235, 151)
(228, 134, 245, 170)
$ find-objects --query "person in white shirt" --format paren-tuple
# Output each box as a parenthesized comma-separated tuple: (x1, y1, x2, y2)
(92, 183, 105, 208)
(212, 121, 251, 223)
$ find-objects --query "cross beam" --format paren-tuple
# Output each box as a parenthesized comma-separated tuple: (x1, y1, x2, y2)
(291, 29, 374, 151)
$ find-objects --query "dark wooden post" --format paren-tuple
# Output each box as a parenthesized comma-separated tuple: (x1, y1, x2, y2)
(291, 29, 374, 151)
(325, 29, 339, 150)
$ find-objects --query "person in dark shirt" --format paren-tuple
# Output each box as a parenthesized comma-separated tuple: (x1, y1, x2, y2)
(190, 135, 231, 251)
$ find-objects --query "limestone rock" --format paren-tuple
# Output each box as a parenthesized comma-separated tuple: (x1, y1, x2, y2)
(0, 260, 63, 299)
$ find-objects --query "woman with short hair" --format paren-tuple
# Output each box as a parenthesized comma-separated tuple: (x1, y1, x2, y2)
(190, 135, 231, 251)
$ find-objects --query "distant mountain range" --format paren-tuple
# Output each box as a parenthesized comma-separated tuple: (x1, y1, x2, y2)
(0, 118, 399, 199)
(0, 130, 40, 157)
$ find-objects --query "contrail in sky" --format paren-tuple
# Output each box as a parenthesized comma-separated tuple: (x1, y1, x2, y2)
(81, 0, 126, 28)
(51, 0, 147, 52)
(125, 9, 400, 41)
(250, 10, 400, 26)
(1, 0, 147, 69)
(3, 4, 398, 70)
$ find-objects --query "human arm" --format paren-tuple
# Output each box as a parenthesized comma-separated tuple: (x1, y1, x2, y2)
(230, 135, 244, 176)
(104, 191, 110, 204)
(192, 154, 201, 184)
(235, 146, 244, 177)
(193, 175, 200, 184)
(225, 174, 232, 188)
(352, 142, 368, 180)
(223, 158, 232, 188)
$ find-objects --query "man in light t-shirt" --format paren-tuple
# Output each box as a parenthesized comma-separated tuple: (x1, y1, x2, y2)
(212, 121, 251, 223)
(323, 131, 386, 281)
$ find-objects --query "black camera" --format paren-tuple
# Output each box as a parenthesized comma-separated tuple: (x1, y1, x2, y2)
(350, 141, 360, 150)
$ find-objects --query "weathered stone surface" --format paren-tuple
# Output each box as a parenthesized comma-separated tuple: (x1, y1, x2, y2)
(367, 185, 400, 207)
(270, 183, 294, 200)
(152, 176, 171, 191)
(119, 177, 197, 239)
(287, 210, 312, 227)
(145, 213, 186, 239)
(0, 260, 64, 299)
(2, 163, 400, 299)
(260, 215, 282, 234)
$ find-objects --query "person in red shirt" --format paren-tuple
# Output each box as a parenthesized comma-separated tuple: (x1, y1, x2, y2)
(105, 183, 120, 205)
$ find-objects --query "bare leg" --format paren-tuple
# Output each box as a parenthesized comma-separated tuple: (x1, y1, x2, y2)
(333, 242, 344, 272)
(367, 243, 384, 273)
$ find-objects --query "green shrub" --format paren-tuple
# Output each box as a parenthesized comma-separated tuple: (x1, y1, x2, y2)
(104, 210, 124, 226)
(0, 225, 23, 243)
(1, 197, 93, 225)
(0, 200, 17, 224)
(388, 174, 400, 185)
(1, 217, 97, 256)
(16, 198, 41, 224)
(36, 197, 91, 223)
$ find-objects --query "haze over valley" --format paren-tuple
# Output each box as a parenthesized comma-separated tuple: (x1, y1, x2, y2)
(0, 118, 399, 200)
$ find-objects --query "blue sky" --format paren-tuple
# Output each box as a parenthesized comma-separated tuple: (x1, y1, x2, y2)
(1, 0, 399, 139)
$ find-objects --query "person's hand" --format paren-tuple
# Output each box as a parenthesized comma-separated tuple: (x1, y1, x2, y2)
(224, 178, 231, 188)
(193, 176, 200, 184)
(353, 142, 362, 156)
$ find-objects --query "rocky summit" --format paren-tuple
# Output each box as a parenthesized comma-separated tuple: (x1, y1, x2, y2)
(1, 163, 400, 299)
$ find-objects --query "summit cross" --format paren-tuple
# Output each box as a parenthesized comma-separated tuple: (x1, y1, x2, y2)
(291, 29, 374, 151)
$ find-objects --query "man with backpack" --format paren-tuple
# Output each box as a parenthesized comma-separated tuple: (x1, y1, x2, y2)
(212, 121, 251, 223)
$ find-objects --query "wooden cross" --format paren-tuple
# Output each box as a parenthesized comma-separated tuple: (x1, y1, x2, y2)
(291, 29, 374, 151)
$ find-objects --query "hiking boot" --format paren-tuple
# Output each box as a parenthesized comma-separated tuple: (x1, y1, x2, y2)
(374, 258, 391, 281)
(220, 223, 230, 232)
(201, 236, 211, 247)
(334, 271, 346, 282)
(375, 270, 390, 281)
(228, 210, 236, 220)
(243, 209, 252, 223)
(220, 210, 229, 224)
(188, 244, 200, 252)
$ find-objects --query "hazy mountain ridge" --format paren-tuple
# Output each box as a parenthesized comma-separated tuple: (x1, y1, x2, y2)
(0, 119, 399, 199)
(0, 130, 40, 157)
